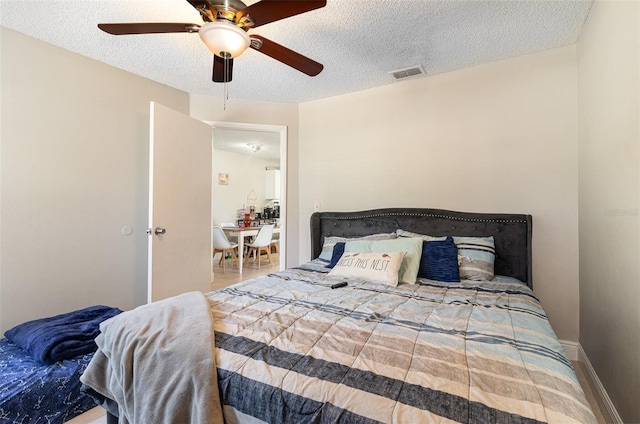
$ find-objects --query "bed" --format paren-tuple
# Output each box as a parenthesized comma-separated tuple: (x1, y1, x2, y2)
(82, 208, 596, 424)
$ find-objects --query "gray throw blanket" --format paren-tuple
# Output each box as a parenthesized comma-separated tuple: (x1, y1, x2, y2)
(80, 291, 223, 424)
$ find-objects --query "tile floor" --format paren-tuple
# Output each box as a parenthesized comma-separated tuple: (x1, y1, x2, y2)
(210, 251, 280, 291)
(65, 406, 106, 424)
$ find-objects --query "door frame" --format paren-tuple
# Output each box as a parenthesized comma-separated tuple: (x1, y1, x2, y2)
(206, 120, 287, 271)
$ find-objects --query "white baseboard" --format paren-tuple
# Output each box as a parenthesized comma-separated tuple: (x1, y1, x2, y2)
(577, 343, 623, 424)
(560, 339, 579, 361)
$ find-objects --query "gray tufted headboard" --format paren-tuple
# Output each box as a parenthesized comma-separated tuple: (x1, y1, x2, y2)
(310, 208, 533, 289)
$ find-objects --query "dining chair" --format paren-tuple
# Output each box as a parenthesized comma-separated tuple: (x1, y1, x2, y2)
(212, 226, 238, 272)
(220, 222, 238, 243)
(270, 232, 279, 254)
(270, 239, 279, 254)
(244, 224, 275, 270)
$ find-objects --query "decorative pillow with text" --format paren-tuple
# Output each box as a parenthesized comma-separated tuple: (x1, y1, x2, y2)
(328, 251, 405, 286)
(345, 237, 423, 284)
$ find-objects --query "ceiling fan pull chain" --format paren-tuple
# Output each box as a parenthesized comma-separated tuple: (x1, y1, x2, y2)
(223, 58, 228, 110)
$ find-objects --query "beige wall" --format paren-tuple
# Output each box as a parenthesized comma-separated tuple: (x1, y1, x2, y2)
(189, 95, 300, 266)
(299, 46, 580, 341)
(0, 28, 190, 332)
(577, 0, 640, 421)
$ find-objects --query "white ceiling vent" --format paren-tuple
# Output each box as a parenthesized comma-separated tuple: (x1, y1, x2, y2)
(389, 65, 426, 81)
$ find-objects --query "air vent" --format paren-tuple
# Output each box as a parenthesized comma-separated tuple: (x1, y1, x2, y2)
(389, 65, 426, 81)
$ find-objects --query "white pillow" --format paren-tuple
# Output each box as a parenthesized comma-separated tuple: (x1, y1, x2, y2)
(318, 233, 397, 261)
(396, 229, 447, 241)
(344, 237, 423, 284)
(328, 251, 405, 287)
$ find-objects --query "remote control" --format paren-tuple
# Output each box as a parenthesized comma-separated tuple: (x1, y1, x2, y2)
(331, 282, 348, 289)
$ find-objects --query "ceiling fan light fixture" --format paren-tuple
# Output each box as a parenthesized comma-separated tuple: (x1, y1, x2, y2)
(199, 20, 250, 58)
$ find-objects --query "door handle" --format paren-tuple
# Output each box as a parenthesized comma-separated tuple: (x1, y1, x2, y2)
(154, 227, 166, 235)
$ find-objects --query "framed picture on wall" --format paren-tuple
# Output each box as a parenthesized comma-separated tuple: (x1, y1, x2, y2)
(218, 173, 229, 185)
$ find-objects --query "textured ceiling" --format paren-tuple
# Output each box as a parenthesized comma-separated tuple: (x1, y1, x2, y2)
(213, 128, 281, 159)
(0, 0, 593, 103)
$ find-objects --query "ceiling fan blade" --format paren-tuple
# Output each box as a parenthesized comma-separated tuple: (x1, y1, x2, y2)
(98, 23, 200, 35)
(250, 35, 323, 76)
(212, 55, 234, 83)
(237, 0, 326, 29)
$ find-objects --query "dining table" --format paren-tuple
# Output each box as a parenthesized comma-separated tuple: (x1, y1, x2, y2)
(222, 226, 280, 274)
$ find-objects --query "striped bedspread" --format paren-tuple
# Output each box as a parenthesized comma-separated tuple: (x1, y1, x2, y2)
(208, 260, 596, 424)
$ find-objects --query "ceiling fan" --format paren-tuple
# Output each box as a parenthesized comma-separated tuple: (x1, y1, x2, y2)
(98, 0, 326, 83)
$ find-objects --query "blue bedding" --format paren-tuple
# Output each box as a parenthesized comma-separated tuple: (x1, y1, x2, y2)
(0, 338, 97, 424)
(4, 305, 122, 364)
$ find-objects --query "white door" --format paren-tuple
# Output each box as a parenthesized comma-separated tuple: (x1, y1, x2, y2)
(148, 102, 213, 303)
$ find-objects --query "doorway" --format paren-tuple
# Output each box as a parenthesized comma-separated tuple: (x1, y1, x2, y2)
(207, 121, 287, 275)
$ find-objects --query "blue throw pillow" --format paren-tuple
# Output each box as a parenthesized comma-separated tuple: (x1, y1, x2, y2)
(327, 242, 346, 268)
(418, 237, 460, 282)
